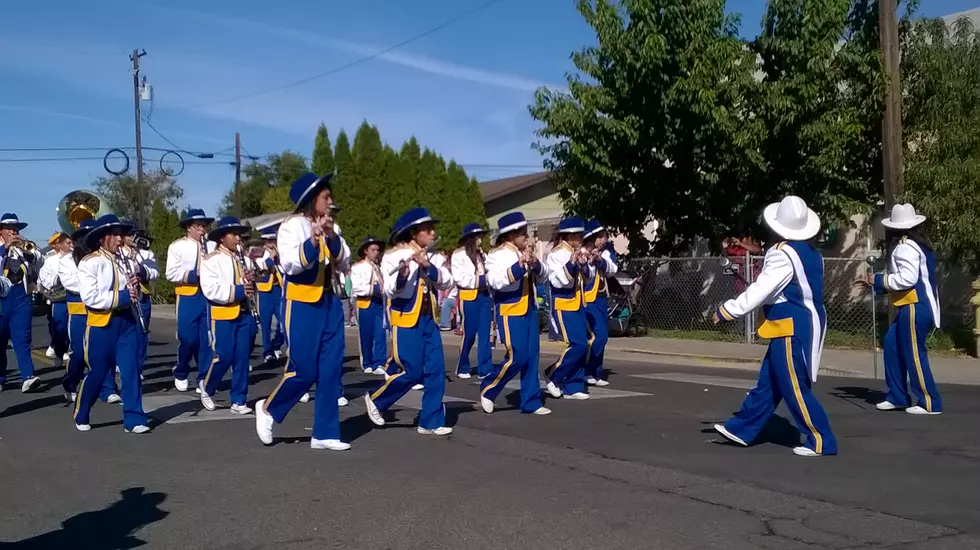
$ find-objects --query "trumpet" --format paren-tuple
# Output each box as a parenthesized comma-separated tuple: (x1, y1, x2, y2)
(115, 250, 149, 334)
(235, 244, 261, 323)
(7, 238, 38, 258)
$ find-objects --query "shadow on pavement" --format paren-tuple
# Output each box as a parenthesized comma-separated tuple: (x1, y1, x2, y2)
(832, 386, 887, 406)
(0, 487, 168, 549)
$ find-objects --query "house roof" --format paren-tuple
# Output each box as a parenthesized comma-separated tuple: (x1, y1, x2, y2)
(242, 211, 290, 230)
(943, 8, 980, 26)
(479, 171, 553, 202)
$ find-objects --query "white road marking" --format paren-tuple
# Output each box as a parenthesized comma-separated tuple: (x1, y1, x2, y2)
(631, 373, 756, 390)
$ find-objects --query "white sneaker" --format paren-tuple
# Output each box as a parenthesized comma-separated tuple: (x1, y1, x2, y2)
(364, 393, 385, 426)
(21, 377, 40, 393)
(876, 400, 900, 411)
(230, 404, 253, 415)
(174, 378, 189, 392)
(412, 384, 424, 391)
(363, 368, 374, 374)
(106, 394, 122, 404)
(532, 407, 552, 415)
(545, 381, 562, 398)
(200, 392, 217, 411)
(310, 438, 351, 451)
(75, 423, 91, 432)
(338, 396, 349, 407)
(586, 377, 598, 385)
(458, 373, 472, 380)
(255, 399, 274, 445)
(372, 367, 386, 376)
(249, 364, 253, 373)
(595, 379, 610, 387)
(792, 446, 820, 457)
(274, 350, 282, 359)
(713, 424, 748, 446)
(906, 406, 941, 416)
(195, 381, 203, 395)
(565, 392, 590, 400)
(126, 425, 151, 434)
(481, 396, 494, 414)
(64, 392, 76, 404)
(299, 392, 310, 403)
(417, 426, 453, 436)
(62, 352, 70, 362)
(45, 346, 56, 359)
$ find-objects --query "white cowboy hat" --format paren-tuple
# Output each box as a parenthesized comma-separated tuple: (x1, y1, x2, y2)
(762, 196, 821, 241)
(881, 203, 926, 230)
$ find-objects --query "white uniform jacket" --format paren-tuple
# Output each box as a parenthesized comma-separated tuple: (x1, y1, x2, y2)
(165, 237, 212, 285)
(201, 247, 246, 306)
(485, 243, 549, 293)
(546, 243, 582, 290)
(451, 248, 486, 291)
(58, 253, 82, 294)
(277, 216, 351, 296)
(381, 243, 454, 300)
(39, 252, 66, 292)
(350, 259, 383, 298)
(78, 249, 134, 312)
(719, 246, 794, 319)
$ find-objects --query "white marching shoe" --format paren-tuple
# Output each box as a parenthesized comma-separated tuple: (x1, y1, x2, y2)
(417, 426, 453, 436)
(564, 392, 590, 400)
(906, 406, 941, 416)
(200, 392, 217, 411)
(364, 393, 385, 426)
(713, 424, 748, 447)
(412, 384, 424, 391)
(255, 399, 274, 445)
(532, 407, 552, 415)
(338, 396, 349, 407)
(45, 346, 56, 359)
(545, 381, 562, 398)
(126, 425, 151, 434)
(230, 404, 253, 415)
(174, 377, 189, 392)
(481, 396, 494, 414)
(310, 438, 351, 451)
(21, 377, 40, 393)
(876, 401, 901, 411)
(299, 392, 310, 403)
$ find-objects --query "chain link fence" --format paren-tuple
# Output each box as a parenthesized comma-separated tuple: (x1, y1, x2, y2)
(619, 255, 977, 354)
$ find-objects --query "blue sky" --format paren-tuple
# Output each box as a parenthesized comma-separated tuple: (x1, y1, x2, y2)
(0, 0, 974, 241)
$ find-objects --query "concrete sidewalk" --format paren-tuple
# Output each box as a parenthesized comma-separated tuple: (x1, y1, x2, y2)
(149, 305, 980, 385)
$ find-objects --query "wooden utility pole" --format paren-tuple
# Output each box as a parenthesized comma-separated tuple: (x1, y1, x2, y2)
(131, 48, 148, 228)
(880, 0, 903, 210)
(235, 132, 242, 218)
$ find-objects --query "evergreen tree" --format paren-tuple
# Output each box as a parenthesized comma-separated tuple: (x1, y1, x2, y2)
(385, 142, 418, 230)
(311, 123, 335, 176)
(146, 199, 184, 303)
(341, 121, 386, 247)
(334, 130, 352, 178)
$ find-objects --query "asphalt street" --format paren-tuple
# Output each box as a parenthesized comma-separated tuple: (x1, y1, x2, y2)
(2, 315, 980, 549)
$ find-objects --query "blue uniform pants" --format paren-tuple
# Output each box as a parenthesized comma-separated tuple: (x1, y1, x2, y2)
(265, 295, 344, 441)
(62, 312, 117, 399)
(204, 314, 251, 406)
(0, 285, 35, 383)
(481, 309, 545, 413)
(548, 307, 590, 395)
(50, 301, 70, 359)
(883, 303, 943, 412)
(584, 297, 609, 380)
(258, 286, 284, 358)
(370, 314, 447, 430)
(457, 294, 493, 377)
(73, 311, 148, 430)
(357, 301, 387, 371)
(723, 336, 838, 455)
(174, 292, 211, 383)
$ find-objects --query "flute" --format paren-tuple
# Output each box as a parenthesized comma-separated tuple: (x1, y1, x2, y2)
(388, 237, 441, 276)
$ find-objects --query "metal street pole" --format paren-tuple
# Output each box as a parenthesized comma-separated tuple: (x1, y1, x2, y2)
(131, 48, 148, 229)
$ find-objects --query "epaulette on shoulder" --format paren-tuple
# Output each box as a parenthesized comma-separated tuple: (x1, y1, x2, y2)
(81, 251, 101, 262)
(205, 250, 223, 260)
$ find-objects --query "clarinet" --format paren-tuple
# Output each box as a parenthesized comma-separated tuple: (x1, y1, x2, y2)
(235, 244, 261, 323)
(115, 251, 149, 334)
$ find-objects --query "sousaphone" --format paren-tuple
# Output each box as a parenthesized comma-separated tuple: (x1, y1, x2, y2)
(56, 190, 114, 234)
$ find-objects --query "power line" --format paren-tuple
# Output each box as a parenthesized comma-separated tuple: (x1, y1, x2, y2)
(0, 156, 231, 165)
(141, 117, 235, 159)
(0, 146, 233, 155)
(169, 0, 507, 111)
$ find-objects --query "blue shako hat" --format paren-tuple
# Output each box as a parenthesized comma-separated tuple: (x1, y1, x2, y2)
(496, 212, 527, 235)
(289, 172, 334, 212)
(0, 213, 28, 230)
(179, 208, 214, 228)
(358, 236, 385, 256)
(85, 214, 129, 249)
(259, 226, 279, 239)
(556, 217, 585, 234)
(70, 219, 97, 242)
(583, 220, 604, 240)
(389, 207, 439, 244)
(207, 216, 250, 243)
(459, 222, 488, 243)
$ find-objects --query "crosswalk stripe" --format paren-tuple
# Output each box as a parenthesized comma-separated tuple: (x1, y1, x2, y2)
(631, 372, 756, 390)
(144, 394, 253, 424)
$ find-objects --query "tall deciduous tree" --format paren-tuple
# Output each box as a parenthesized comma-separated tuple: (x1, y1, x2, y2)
(529, 0, 762, 255)
(93, 170, 183, 227)
(218, 161, 267, 218)
(312, 123, 335, 176)
(258, 152, 311, 213)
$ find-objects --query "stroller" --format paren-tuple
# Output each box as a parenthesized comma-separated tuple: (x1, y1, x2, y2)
(606, 271, 642, 337)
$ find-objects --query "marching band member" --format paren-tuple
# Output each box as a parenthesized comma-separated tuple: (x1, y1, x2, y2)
(858, 203, 943, 415)
(0, 213, 42, 392)
(39, 231, 72, 368)
(363, 207, 454, 436)
(122, 226, 157, 375)
(255, 172, 351, 451)
(165, 208, 215, 393)
(255, 227, 285, 363)
(60, 220, 108, 403)
(200, 217, 254, 415)
(479, 212, 551, 416)
(73, 214, 150, 434)
(713, 196, 837, 457)
(350, 236, 387, 376)
(582, 220, 616, 387)
(543, 217, 591, 400)
(452, 223, 493, 380)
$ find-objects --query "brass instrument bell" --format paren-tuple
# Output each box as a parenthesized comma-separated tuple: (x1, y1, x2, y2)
(56, 190, 114, 234)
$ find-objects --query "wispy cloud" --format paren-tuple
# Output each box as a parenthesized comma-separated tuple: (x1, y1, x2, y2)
(0, 104, 124, 127)
(140, 3, 560, 93)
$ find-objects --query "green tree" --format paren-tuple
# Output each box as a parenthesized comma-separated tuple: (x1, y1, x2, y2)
(416, 149, 449, 237)
(93, 170, 183, 227)
(903, 15, 980, 259)
(383, 142, 416, 230)
(312, 123, 335, 176)
(529, 0, 762, 255)
(334, 130, 352, 178)
(146, 199, 184, 303)
(258, 151, 311, 213)
(218, 161, 267, 219)
(337, 121, 386, 247)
